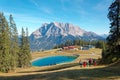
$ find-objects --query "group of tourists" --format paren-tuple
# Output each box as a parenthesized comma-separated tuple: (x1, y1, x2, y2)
(79, 58, 96, 67)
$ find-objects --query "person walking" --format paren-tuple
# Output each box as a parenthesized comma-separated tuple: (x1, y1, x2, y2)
(93, 59, 96, 66)
(89, 58, 92, 66)
(79, 60, 82, 67)
(83, 61, 86, 67)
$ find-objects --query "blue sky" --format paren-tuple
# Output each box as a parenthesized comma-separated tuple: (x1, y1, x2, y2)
(0, 0, 113, 35)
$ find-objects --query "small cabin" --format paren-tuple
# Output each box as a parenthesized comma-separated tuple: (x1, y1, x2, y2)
(68, 46, 75, 50)
(81, 45, 95, 50)
(63, 46, 76, 50)
(63, 47, 69, 50)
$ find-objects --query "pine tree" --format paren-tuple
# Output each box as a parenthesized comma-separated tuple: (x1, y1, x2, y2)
(65, 40, 72, 46)
(18, 28, 31, 68)
(25, 27, 31, 67)
(18, 28, 25, 68)
(73, 39, 79, 45)
(102, 0, 120, 63)
(9, 14, 19, 71)
(107, 0, 120, 54)
(0, 12, 11, 72)
(0, 12, 31, 72)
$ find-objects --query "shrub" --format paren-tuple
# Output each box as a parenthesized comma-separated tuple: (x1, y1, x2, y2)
(112, 57, 117, 63)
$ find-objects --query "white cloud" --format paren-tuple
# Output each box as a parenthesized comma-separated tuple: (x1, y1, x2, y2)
(41, 7, 52, 14)
(30, 0, 52, 14)
(30, 0, 40, 9)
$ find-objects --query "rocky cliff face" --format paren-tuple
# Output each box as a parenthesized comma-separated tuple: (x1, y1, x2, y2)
(30, 22, 104, 50)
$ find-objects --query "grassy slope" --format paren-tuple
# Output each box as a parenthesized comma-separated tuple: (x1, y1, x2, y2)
(0, 62, 119, 80)
(0, 48, 120, 80)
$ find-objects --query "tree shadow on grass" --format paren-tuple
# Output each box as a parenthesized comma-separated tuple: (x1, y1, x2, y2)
(0, 63, 120, 80)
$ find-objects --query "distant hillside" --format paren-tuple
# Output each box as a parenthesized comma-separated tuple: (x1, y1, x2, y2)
(100, 34, 108, 39)
(30, 22, 104, 51)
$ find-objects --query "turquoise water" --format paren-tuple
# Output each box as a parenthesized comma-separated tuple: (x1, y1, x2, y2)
(32, 56, 77, 67)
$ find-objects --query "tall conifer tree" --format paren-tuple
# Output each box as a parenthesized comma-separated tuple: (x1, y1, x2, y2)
(9, 14, 19, 71)
(18, 28, 25, 68)
(25, 28, 31, 67)
(0, 12, 31, 72)
(102, 0, 120, 63)
(0, 12, 11, 72)
(18, 28, 31, 68)
(107, 0, 120, 54)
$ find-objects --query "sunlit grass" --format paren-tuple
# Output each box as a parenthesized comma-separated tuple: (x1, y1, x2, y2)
(0, 48, 120, 80)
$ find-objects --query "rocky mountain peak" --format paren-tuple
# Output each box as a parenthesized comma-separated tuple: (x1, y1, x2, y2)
(30, 22, 104, 50)
(32, 22, 86, 38)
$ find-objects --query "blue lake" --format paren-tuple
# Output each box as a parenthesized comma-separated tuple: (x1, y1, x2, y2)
(32, 56, 78, 67)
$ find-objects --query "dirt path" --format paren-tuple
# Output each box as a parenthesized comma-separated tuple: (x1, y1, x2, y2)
(0, 64, 120, 80)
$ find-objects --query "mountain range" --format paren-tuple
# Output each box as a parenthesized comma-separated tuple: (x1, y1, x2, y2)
(30, 22, 105, 51)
